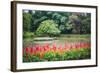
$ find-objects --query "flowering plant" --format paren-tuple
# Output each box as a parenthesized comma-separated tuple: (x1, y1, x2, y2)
(23, 42, 90, 62)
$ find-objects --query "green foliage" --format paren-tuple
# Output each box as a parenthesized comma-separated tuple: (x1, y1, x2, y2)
(67, 14, 81, 34)
(23, 10, 91, 34)
(23, 32, 35, 38)
(64, 48, 91, 60)
(35, 20, 61, 37)
(78, 48, 91, 59)
(59, 25, 65, 31)
(23, 13, 32, 32)
(80, 14, 91, 34)
(43, 52, 56, 61)
(65, 23, 73, 30)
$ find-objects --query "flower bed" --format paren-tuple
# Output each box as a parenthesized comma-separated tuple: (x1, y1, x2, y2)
(23, 42, 91, 62)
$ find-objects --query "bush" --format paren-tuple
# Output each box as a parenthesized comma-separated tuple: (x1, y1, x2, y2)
(23, 32, 35, 38)
(35, 20, 61, 37)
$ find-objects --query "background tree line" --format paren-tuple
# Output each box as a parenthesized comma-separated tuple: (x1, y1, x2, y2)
(23, 10, 91, 37)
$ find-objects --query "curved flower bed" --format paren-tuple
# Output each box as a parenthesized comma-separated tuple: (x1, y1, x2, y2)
(23, 42, 91, 62)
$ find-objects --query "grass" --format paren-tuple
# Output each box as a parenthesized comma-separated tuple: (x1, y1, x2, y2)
(60, 34, 90, 38)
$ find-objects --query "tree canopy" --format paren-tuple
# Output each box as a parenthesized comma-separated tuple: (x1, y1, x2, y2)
(35, 20, 60, 37)
(23, 10, 91, 36)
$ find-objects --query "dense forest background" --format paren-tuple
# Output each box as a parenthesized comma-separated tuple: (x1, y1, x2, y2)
(23, 10, 91, 37)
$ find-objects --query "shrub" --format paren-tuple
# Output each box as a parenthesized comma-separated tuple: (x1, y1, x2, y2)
(23, 32, 35, 38)
(35, 20, 61, 37)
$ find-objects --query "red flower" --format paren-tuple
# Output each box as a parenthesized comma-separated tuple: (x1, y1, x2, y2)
(29, 48, 34, 55)
(35, 45, 41, 51)
(43, 45, 48, 51)
(52, 43, 56, 51)
(45, 43, 50, 49)
(25, 47, 29, 54)
(23, 42, 91, 60)
(76, 44, 80, 49)
(58, 44, 62, 50)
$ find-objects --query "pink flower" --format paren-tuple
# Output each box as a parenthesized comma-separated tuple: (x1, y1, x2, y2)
(52, 43, 56, 50)
(58, 44, 62, 50)
(53, 43, 56, 48)
(64, 42, 68, 49)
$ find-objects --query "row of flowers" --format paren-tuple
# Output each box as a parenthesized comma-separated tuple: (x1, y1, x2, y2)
(23, 42, 91, 62)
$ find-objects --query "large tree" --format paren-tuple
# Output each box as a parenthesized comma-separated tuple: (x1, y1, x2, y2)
(23, 12, 32, 32)
(35, 20, 61, 37)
